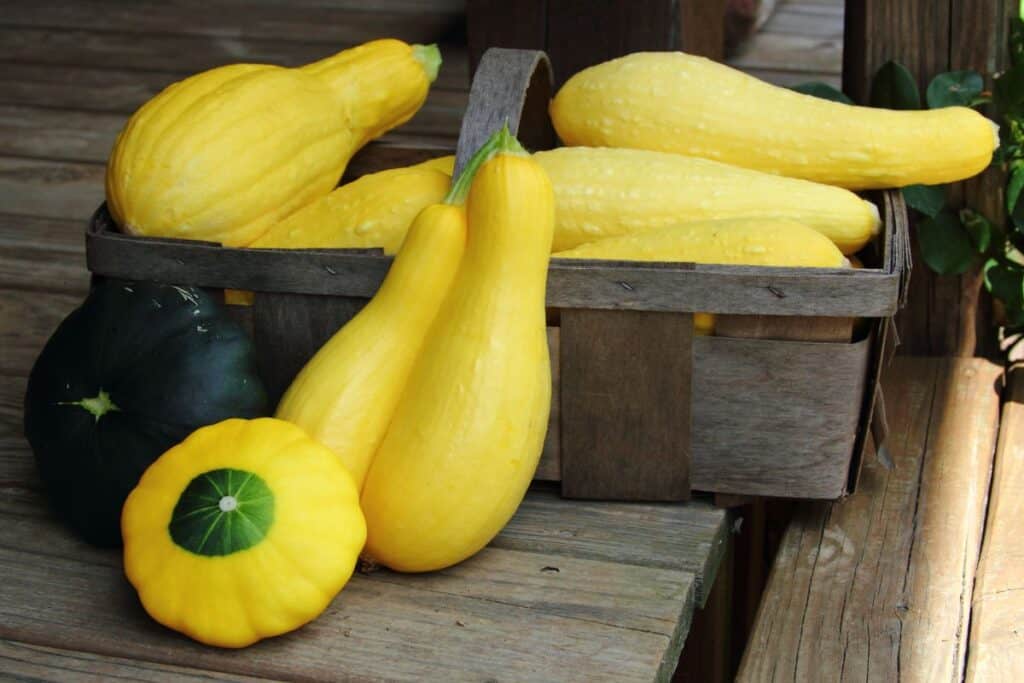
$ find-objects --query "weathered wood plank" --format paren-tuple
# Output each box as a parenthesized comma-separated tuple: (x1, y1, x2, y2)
(691, 335, 869, 498)
(0, 1, 463, 45)
(0, 639, 270, 682)
(0, 97, 465, 163)
(0, 27, 469, 90)
(0, 213, 88, 295)
(0, 469, 719, 682)
(728, 32, 842, 75)
(0, 157, 104, 221)
(465, 0, 545, 76)
(87, 230, 904, 317)
(966, 364, 1024, 681)
(737, 357, 1002, 681)
(0, 290, 80, 376)
(560, 309, 692, 501)
(493, 485, 727, 606)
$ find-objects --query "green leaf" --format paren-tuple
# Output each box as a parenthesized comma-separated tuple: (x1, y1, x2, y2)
(918, 210, 975, 274)
(984, 258, 1024, 323)
(994, 64, 1024, 117)
(902, 184, 946, 218)
(960, 208, 995, 253)
(1009, 165, 1024, 215)
(870, 61, 921, 109)
(1011, 17, 1024, 66)
(791, 82, 853, 104)
(926, 71, 985, 108)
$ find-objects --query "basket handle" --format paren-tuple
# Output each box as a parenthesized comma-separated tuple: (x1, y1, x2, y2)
(454, 48, 556, 177)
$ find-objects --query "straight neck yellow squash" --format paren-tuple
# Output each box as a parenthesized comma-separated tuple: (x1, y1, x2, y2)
(106, 39, 440, 247)
(550, 51, 998, 190)
(274, 200, 467, 490)
(360, 128, 555, 573)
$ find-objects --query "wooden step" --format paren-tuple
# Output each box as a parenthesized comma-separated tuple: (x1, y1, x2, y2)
(737, 357, 1002, 682)
(966, 364, 1024, 681)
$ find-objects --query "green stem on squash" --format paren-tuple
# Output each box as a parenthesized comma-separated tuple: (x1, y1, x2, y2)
(444, 123, 528, 206)
(411, 44, 442, 84)
(58, 389, 119, 422)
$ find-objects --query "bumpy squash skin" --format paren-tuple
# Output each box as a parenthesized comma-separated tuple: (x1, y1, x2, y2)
(274, 204, 467, 488)
(553, 217, 848, 267)
(122, 418, 366, 648)
(23, 281, 268, 546)
(107, 39, 436, 247)
(534, 147, 880, 254)
(249, 166, 451, 253)
(360, 151, 554, 573)
(550, 52, 997, 190)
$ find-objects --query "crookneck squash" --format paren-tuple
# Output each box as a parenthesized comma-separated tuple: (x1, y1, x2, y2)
(533, 146, 881, 254)
(550, 51, 998, 189)
(249, 163, 452, 253)
(23, 281, 268, 546)
(106, 39, 441, 246)
(122, 417, 366, 648)
(274, 159, 474, 489)
(360, 126, 554, 572)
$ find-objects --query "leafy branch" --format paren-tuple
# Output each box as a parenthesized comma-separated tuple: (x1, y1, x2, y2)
(796, 17, 1024, 353)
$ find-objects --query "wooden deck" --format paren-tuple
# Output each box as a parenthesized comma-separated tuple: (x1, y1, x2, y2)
(737, 358, 1016, 681)
(0, 1, 857, 679)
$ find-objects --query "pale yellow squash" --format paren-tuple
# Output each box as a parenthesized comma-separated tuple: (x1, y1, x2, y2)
(412, 154, 456, 175)
(274, 202, 466, 489)
(534, 147, 881, 254)
(361, 129, 554, 572)
(552, 217, 848, 268)
(107, 39, 441, 246)
(249, 166, 451, 253)
(550, 51, 998, 190)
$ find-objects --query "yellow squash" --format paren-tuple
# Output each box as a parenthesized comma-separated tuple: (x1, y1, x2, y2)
(122, 418, 366, 648)
(275, 201, 467, 489)
(107, 39, 441, 246)
(250, 165, 451, 253)
(360, 128, 554, 572)
(550, 51, 998, 190)
(413, 154, 456, 175)
(553, 217, 848, 268)
(535, 147, 880, 254)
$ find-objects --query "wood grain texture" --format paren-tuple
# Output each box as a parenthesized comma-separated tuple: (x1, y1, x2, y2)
(0, 639, 271, 682)
(737, 357, 1002, 682)
(0, 213, 88, 295)
(546, 0, 677, 86)
(844, 0, 1007, 356)
(0, 27, 469, 91)
(465, 0, 546, 76)
(0, 157, 104, 221)
(691, 335, 869, 498)
(678, 0, 728, 61)
(560, 309, 692, 501)
(88, 206, 905, 317)
(0, 478, 724, 683)
(714, 315, 853, 343)
(966, 364, 1024, 682)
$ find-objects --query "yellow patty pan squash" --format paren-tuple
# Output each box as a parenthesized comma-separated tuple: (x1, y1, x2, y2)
(121, 418, 366, 648)
(106, 39, 441, 247)
(361, 127, 554, 572)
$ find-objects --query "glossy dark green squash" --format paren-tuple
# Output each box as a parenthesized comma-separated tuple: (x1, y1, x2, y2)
(23, 280, 268, 546)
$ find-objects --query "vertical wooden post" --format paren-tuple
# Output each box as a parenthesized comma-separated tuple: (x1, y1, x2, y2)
(844, 0, 1011, 357)
(467, 0, 727, 84)
(559, 309, 693, 501)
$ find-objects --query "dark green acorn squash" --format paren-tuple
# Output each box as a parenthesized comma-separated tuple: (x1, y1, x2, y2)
(24, 280, 268, 546)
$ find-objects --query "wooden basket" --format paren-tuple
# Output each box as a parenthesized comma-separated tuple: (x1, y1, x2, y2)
(85, 48, 909, 502)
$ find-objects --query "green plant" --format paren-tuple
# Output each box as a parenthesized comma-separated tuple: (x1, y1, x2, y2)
(796, 18, 1024, 352)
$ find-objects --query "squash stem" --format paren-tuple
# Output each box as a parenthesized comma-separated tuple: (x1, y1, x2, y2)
(444, 123, 528, 206)
(411, 44, 442, 84)
(59, 389, 119, 422)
